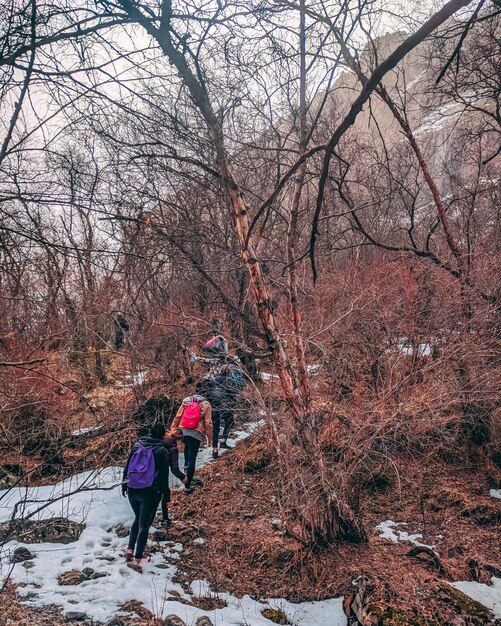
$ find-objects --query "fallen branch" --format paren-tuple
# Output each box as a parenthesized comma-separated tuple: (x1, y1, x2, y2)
(0, 358, 46, 367)
(406, 546, 451, 578)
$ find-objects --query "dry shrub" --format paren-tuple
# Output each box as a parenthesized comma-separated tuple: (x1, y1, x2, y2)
(0, 360, 78, 479)
(235, 437, 272, 473)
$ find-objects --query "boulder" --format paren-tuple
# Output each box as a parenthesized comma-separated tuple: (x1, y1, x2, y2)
(153, 529, 169, 542)
(114, 523, 130, 538)
(65, 611, 89, 621)
(58, 570, 88, 586)
(11, 546, 34, 563)
(196, 618, 214, 626)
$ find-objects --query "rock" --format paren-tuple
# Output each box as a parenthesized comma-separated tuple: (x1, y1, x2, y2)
(58, 570, 88, 586)
(261, 608, 288, 625)
(104, 619, 126, 626)
(114, 523, 130, 538)
(0, 517, 84, 545)
(153, 529, 169, 541)
(90, 571, 108, 579)
(120, 600, 154, 619)
(126, 561, 143, 573)
(196, 618, 214, 626)
(23, 560, 35, 569)
(65, 611, 89, 621)
(271, 518, 283, 531)
(24, 592, 39, 600)
(82, 567, 95, 578)
(163, 616, 187, 626)
(11, 547, 34, 563)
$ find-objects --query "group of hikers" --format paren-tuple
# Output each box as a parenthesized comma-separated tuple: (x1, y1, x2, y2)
(121, 335, 246, 565)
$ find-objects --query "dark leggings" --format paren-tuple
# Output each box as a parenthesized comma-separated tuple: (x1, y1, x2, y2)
(161, 486, 171, 520)
(220, 409, 234, 440)
(184, 436, 201, 489)
(127, 487, 162, 558)
(212, 407, 234, 446)
(212, 412, 221, 449)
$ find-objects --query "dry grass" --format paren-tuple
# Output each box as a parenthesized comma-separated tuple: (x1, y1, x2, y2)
(169, 430, 501, 621)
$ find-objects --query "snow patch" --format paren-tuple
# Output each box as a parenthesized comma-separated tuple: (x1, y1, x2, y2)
(415, 100, 467, 136)
(394, 337, 433, 357)
(71, 426, 100, 437)
(0, 419, 349, 625)
(451, 578, 501, 619)
(376, 520, 435, 551)
(489, 489, 501, 500)
(261, 371, 278, 381)
(116, 370, 147, 388)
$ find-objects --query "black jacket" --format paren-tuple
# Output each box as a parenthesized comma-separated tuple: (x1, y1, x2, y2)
(123, 436, 170, 497)
(200, 372, 238, 409)
(163, 434, 185, 482)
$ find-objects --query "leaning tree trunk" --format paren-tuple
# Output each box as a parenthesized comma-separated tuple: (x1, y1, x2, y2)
(113, 0, 366, 545)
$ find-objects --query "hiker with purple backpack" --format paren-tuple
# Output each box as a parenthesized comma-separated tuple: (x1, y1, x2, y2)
(170, 393, 212, 494)
(159, 433, 188, 527)
(122, 423, 172, 564)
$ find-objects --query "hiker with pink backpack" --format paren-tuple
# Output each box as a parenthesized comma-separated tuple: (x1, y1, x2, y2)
(169, 393, 212, 494)
(122, 423, 172, 564)
(189, 335, 228, 380)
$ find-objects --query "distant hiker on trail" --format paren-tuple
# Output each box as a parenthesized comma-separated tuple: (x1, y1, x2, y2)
(170, 394, 212, 494)
(114, 314, 130, 350)
(199, 357, 246, 458)
(122, 423, 171, 564)
(159, 434, 188, 527)
(190, 335, 229, 379)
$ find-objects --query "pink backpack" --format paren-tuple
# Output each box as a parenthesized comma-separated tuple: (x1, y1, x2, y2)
(180, 398, 202, 429)
(203, 336, 226, 353)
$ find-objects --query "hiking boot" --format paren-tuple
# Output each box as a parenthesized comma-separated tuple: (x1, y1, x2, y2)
(219, 441, 232, 449)
(123, 548, 133, 562)
(133, 555, 151, 565)
(183, 486, 195, 494)
(212, 448, 219, 459)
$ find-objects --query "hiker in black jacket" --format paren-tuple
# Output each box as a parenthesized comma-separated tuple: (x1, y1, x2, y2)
(159, 434, 187, 527)
(198, 362, 241, 458)
(122, 423, 170, 564)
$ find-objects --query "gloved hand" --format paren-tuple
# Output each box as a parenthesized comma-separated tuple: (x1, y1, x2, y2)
(121, 483, 127, 498)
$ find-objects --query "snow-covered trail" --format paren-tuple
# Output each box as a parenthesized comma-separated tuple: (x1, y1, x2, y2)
(2, 421, 501, 623)
(0, 424, 345, 625)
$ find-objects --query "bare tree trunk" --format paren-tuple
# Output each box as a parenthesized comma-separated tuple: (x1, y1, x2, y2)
(111, 0, 365, 545)
(286, 0, 311, 408)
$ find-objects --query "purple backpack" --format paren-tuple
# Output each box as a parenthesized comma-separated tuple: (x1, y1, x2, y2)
(127, 444, 156, 489)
